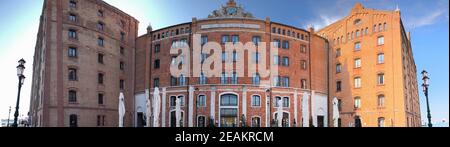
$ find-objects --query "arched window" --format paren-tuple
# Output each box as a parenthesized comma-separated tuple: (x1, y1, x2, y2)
(197, 116, 206, 127)
(251, 117, 261, 127)
(378, 117, 385, 127)
(274, 96, 282, 107)
(384, 23, 387, 31)
(68, 68, 77, 81)
(221, 94, 237, 106)
(378, 23, 383, 32)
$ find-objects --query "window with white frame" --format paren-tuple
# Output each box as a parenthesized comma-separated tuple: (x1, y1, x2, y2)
(251, 95, 261, 107)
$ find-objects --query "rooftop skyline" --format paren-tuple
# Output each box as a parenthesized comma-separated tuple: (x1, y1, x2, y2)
(0, 0, 448, 125)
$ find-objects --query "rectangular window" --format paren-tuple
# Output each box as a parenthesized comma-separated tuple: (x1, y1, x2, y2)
(354, 42, 361, 51)
(232, 35, 239, 44)
(98, 53, 104, 64)
(282, 57, 289, 66)
(338, 99, 342, 111)
(252, 36, 261, 45)
(68, 68, 77, 81)
(199, 73, 207, 85)
(377, 36, 384, 45)
(252, 74, 260, 85)
(69, 0, 76, 8)
(282, 40, 289, 49)
(221, 52, 227, 62)
(336, 81, 342, 92)
(98, 37, 104, 47)
(283, 77, 289, 87)
(170, 76, 177, 86)
(120, 32, 126, 42)
(273, 56, 280, 65)
(120, 61, 125, 70)
(198, 95, 206, 107)
(301, 79, 307, 89)
(378, 53, 385, 64)
(251, 95, 261, 107)
(273, 39, 281, 49)
(221, 35, 229, 44)
(336, 48, 341, 57)
(301, 45, 307, 53)
(354, 77, 361, 88)
(154, 60, 160, 69)
(120, 47, 125, 55)
(98, 93, 104, 105)
(354, 97, 361, 109)
(378, 74, 385, 85)
(97, 10, 104, 17)
(336, 64, 342, 73)
(273, 76, 281, 87)
(68, 90, 77, 103)
(154, 44, 160, 53)
(153, 78, 159, 88)
(301, 60, 307, 70)
(97, 22, 104, 31)
(283, 97, 289, 107)
(98, 73, 104, 84)
(355, 58, 361, 68)
(221, 73, 228, 84)
(69, 14, 77, 22)
(179, 75, 186, 86)
(232, 51, 237, 62)
(378, 95, 385, 107)
(231, 72, 238, 84)
(68, 47, 77, 57)
(120, 80, 124, 90)
(201, 36, 208, 45)
(68, 29, 77, 39)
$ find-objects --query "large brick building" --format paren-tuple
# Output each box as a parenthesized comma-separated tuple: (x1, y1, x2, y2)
(28, 0, 420, 127)
(317, 3, 421, 127)
(28, 0, 139, 127)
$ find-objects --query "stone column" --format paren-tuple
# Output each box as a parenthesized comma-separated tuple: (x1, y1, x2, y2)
(188, 86, 194, 127)
(210, 87, 216, 120)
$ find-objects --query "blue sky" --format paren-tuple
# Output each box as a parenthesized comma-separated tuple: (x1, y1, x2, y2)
(0, 0, 448, 125)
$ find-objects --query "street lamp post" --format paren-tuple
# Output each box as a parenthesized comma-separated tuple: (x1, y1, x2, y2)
(421, 70, 432, 127)
(7, 106, 11, 127)
(13, 59, 26, 128)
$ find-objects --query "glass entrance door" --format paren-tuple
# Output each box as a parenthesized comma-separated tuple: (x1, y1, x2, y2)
(220, 94, 238, 127)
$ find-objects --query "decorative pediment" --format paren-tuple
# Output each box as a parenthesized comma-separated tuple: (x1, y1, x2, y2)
(207, 0, 254, 19)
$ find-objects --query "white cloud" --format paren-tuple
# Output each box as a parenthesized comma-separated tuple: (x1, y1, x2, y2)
(304, 14, 342, 30)
(408, 9, 446, 28)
